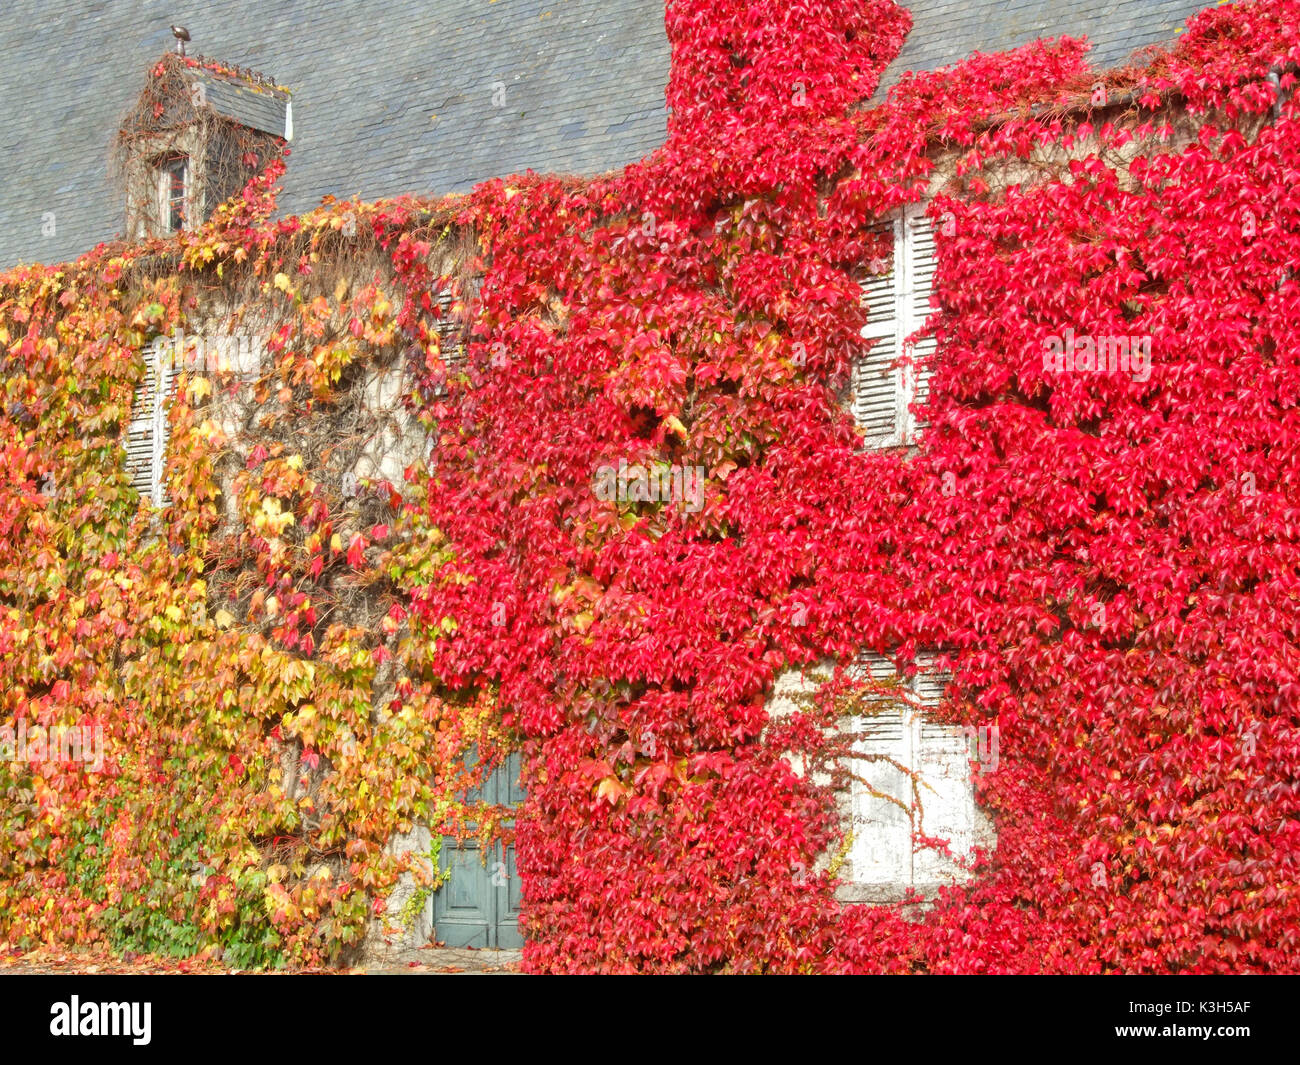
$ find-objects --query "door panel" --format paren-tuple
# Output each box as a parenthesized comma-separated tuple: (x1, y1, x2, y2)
(433, 841, 493, 948)
(433, 754, 526, 949)
(495, 840, 524, 948)
(500, 752, 526, 806)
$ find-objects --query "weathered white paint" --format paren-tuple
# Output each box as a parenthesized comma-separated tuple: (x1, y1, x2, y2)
(766, 657, 994, 906)
(354, 360, 421, 487)
(854, 203, 937, 448)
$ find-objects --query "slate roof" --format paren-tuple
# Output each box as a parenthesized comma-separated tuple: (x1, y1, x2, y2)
(0, 0, 672, 267)
(191, 67, 291, 138)
(0, 0, 1223, 268)
(878, 0, 1222, 90)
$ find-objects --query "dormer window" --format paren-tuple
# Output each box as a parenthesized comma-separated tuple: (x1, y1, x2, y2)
(114, 52, 290, 241)
(156, 154, 190, 234)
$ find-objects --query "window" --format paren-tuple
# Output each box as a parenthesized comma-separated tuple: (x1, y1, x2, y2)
(423, 288, 468, 405)
(841, 652, 991, 902)
(125, 338, 175, 506)
(155, 154, 190, 234)
(434, 289, 467, 366)
(853, 203, 937, 447)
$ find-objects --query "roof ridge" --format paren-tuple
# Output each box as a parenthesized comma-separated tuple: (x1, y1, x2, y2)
(155, 51, 292, 97)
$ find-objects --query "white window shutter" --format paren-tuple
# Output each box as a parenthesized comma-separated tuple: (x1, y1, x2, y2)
(126, 340, 173, 506)
(425, 289, 466, 402)
(908, 653, 981, 889)
(853, 335, 902, 447)
(125, 350, 158, 498)
(855, 220, 904, 447)
(912, 716, 981, 886)
(848, 653, 914, 891)
(849, 713, 914, 890)
(911, 650, 949, 709)
(435, 290, 465, 366)
(154, 353, 175, 506)
(901, 208, 937, 437)
(858, 222, 898, 344)
(855, 650, 902, 706)
(844, 650, 985, 899)
(854, 207, 938, 447)
(846, 653, 912, 890)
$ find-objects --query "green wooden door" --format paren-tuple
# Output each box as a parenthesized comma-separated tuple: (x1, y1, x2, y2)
(433, 752, 524, 949)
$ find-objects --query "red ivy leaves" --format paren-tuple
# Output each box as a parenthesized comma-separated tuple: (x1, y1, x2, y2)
(402, 0, 1300, 973)
(346, 533, 367, 569)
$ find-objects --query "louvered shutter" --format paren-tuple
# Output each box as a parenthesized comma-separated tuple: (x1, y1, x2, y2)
(125, 351, 158, 498)
(425, 289, 467, 405)
(855, 220, 903, 447)
(855, 650, 901, 706)
(842, 648, 988, 896)
(853, 335, 901, 447)
(902, 209, 938, 436)
(848, 651, 914, 890)
(152, 350, 175, 506)
(910, 651, 980, 884)
(912, 714, 980, 885)
(435, 290, 466, 367)
(911, 651, 949, 709)
(126, 340, 174, 506)
(855, 207, 939, 447)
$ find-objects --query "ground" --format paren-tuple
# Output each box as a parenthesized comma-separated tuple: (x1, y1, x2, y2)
(0, 944, 523, 975)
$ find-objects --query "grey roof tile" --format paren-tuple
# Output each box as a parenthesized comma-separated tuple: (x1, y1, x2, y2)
(877, 0, 1215, 88)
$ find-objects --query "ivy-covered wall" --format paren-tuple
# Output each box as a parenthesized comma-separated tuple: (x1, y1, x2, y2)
(2, 0, 1298, 972)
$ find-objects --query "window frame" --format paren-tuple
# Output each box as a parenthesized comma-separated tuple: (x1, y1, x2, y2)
(155, 153, 191, 235)
(842, 652, 988, 901)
